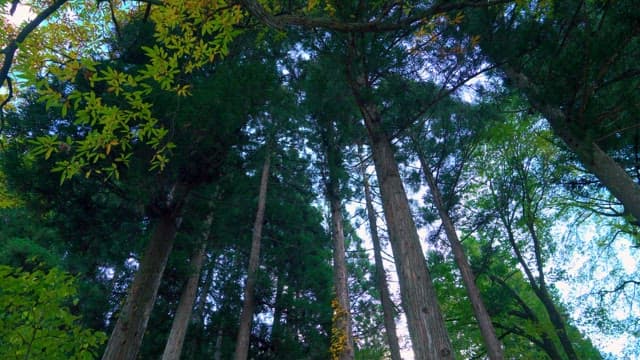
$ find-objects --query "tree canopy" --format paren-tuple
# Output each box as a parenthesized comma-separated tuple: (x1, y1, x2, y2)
(1, 0, 638, 359)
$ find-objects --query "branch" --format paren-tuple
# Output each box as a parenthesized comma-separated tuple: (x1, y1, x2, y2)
(237, 0, 513, 32)
(597, 279, 640, 296)
(0, 0, 69, 92)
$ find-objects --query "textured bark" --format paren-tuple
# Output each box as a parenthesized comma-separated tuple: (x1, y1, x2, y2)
(320, 119, 355, 360)
(347, 67, 453, 358)
(414, 142, 504, 359)
(161, 208, 213, 360)
(102, 199, 184, 360)
(327, 177, 355, 360)
(360, 156, 403, 360)
(234, 151, 271, 360)
(504, 66, 640, 223)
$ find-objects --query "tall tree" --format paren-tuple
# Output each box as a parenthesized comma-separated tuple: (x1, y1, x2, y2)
(344, 38, 453, 358)
(410, 132, 503, 359)
(465, 0, 640, 223)
(102, 187, 188, 360)
(234, 148, 271, 360)
(357, 146, 402, 360)
(161, 207, 213, 360)
(473, 116, 579, 359)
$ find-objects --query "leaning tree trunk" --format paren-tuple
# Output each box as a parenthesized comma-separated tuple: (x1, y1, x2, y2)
(524, 218, 578, 360)
(413, 138, 504, 359)
(359, 152, 403, 360)
(161, 207, 214, 360)
(500, 212, 577, 360)
(504, 66, 640, 223)
(234, 151, 271, 360)
(346, 53, 453, 358)
(102, 184, 188, 360)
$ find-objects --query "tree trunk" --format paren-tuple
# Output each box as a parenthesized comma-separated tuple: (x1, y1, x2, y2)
(267, 272, 285, 358)
(234, 151, 271, 360)
(524, 220, 578, 360)
(213, 321, 224, 360)
(320, 118, 355, 360)
(360, 155, 403, 360)
(414, 140, 504, 359)
(194, 264, 214, 324)
(161, 207, 213, 360)
(346, 63, 453, 358)
(504, 66, 640, 223)
(500, 212, 577, 360)
(328, 178, 355, 360)
(102, 184, 187, 360)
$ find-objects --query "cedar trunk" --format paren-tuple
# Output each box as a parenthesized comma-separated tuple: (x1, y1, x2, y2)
(328, 181, 355, 360)
(348, 69, 453, 357)
(161, 237, 209, 360)
(234, 151, 271, 360)
(415, 144, 504, 359)
(321, 118, 355, 360)
(360, 157, 403, 360)
(102, 210, 182, 360)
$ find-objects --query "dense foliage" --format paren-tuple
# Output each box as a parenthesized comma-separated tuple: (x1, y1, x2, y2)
(1, 0, 638, 359)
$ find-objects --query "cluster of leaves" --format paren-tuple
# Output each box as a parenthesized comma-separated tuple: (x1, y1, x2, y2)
(19, 0, 245, 182)
(0, 265, 107, 359)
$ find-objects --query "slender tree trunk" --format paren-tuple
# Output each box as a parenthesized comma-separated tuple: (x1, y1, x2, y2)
(524, 220, 578, 360)
(328, 181, 355, 360)
(359, 148, 402, 360)
(102, 184, 188, 360)
(161, 207, 213, 360)
(500, 213, 577, 360)
(319, 119, 355, 360)
(504, 66, 640, 223)
(213, 321, 224, 360)
(194, 264, 214, 324)
(413, 140, 504, 359)
(234, 151, 271, 360)
(267, 272, 285, 358)
(346, 53, 453, 358)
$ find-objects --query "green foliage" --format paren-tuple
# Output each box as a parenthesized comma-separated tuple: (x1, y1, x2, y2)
(0, 266, 107, 360)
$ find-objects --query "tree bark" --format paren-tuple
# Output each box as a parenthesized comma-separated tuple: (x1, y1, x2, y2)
(346, 62, 453, 358)
(161, 208, 213, 360)
(360, 153, 403, 360)
(319, 118, 355, 360)
(327, 175, 355, 360)
(413, 139, 504, 359)
(234, 151, 271, 360)
(102, 184, 187, 360)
